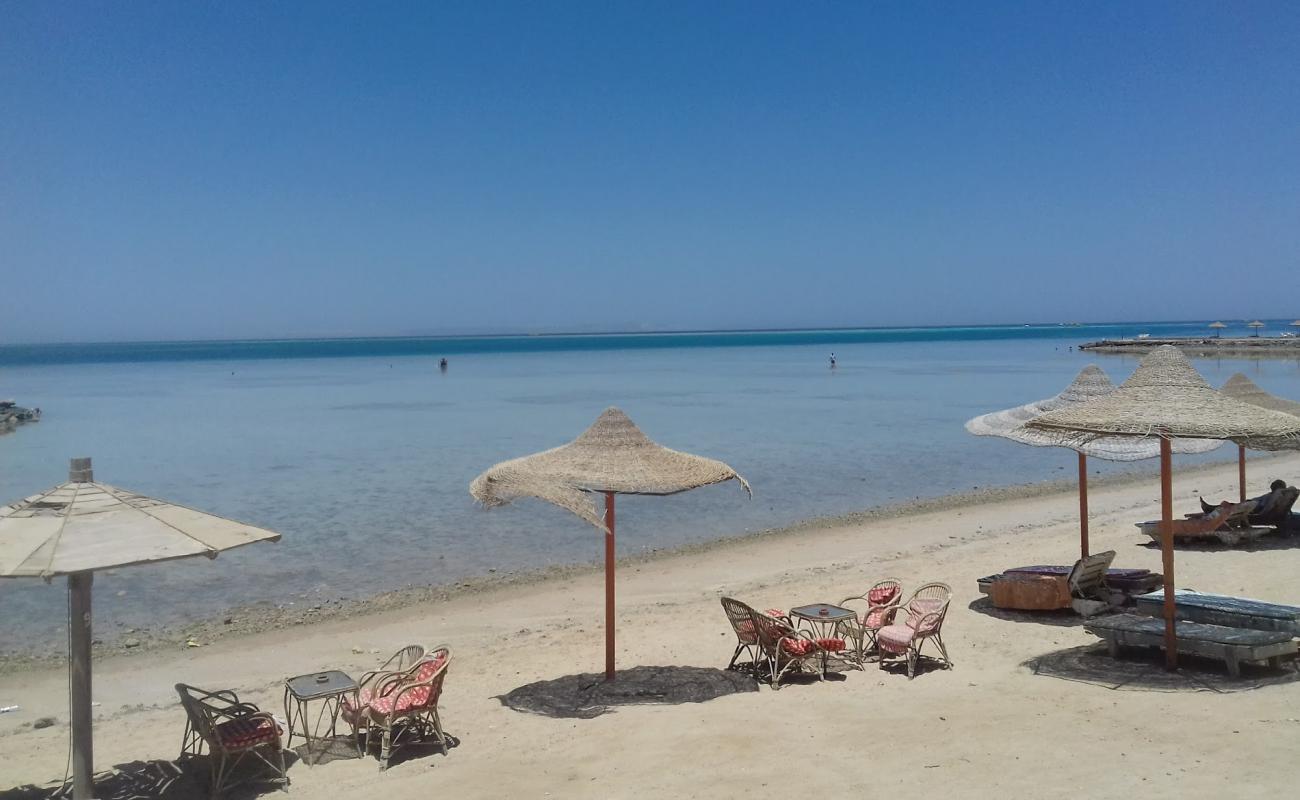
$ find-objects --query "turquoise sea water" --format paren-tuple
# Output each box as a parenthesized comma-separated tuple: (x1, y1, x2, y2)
(3, 321, 1298, 652)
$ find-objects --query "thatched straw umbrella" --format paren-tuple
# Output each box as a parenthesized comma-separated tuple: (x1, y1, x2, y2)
(1248, 320, 1266, 337)
(1221, 373, 1300, 501)
(1208, 321, 1227, 338)
(1026, 346, 1300, 668)
(471, 408, 750, 680)
(0, 458, 281, 800)
(966, 366, 1220, 559)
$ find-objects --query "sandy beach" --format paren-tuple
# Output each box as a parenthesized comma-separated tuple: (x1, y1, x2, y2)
(3, 454, 1300, 799)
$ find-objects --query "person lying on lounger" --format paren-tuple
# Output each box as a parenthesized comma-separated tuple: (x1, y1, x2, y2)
(1200, 480, 1297, 526)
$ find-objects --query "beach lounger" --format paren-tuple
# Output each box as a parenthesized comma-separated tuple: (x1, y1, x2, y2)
(1084, 614, 1297, 677)
(1200, 485, 1299, 528)
(1067, 551, 1128, 617)
(875, 582, 953, 679)
(176, 683, 288, 796)
(351, 646, 451, 770)
(721, 598, 844, 689)
(1135, 501, 1271, 545)
(839, 578, 903, 659)
(1134, 590, 1300, 636)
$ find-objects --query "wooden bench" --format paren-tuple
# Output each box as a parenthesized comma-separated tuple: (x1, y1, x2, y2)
(1084, 613, 1297, 677)
(1134, 590, 1300, 636)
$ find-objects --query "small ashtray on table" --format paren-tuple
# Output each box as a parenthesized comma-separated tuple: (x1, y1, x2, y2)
(789, 603, 860, 673)
(284, 670, 361, 765)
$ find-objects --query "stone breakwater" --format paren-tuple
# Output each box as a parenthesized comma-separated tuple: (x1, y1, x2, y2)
(1081, 337, 1300, 357)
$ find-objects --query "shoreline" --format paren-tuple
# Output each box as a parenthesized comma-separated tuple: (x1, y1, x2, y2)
(1, 450, 1270, 673)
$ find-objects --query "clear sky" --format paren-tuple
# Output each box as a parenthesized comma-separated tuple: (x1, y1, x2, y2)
(3, 2, 1298, 342)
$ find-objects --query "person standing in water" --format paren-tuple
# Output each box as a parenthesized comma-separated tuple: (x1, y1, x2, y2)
(829, 352, 837, 369)
(439, 357, 448, 372)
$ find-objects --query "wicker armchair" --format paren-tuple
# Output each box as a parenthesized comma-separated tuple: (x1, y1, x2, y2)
(176, 683, 287, 797)
(359, 646, 452, 770)
(839, 578, 904, 660)
(341, 644, 427, 735)
(874, 582, 953, 679)
(721, 598, 836, 689)
(720, 597, 761, 673)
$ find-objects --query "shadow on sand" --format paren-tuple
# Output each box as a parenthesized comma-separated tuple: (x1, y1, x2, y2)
(0, 755, 287, 800)
(966, 596, 1088, 629)
(1023, 642, 1300, 693)
(499, 665, 758, 719)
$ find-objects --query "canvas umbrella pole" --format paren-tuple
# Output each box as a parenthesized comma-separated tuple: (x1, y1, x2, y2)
(0, 457, 281, 799)
(1077, 452, 1089, 559)
(1239, 445, 1247, 502)
(604, 491, 616, 680)
(1159, 435, 1177, 669)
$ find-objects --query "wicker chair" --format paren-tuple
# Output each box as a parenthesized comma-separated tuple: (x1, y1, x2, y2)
(839, 578, 904, 660)
(720, 597, 761, 673)
(875, 582, 953, 679)
(341, 644, 427, 736)
(176, 683, 288, 797)
(722, 598, 837, 689)
(359, 646, 452, 770)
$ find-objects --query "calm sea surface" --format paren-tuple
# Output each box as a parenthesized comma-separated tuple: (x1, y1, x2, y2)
(3, 321, 1298, 650)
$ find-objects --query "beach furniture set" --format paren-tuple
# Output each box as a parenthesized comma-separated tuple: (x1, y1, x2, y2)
(175, 644, 451, 795)
(721, 581, 953, 686)
(1134, 485, 1299, 546)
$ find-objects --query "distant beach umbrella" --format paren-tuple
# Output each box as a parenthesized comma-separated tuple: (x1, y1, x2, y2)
(1248, 320, 1266, 337)
(0, 458, 281, 800)
(1221, 373, 1300, 502)
(1026, 346, 1300, 669)
(1208, 321, 1227, 338)
(966, 366, 1220, 559)
(471, 407, 750, 680)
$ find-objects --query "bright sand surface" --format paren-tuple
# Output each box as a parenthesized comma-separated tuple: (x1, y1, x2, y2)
(3, 454, 1300, 798)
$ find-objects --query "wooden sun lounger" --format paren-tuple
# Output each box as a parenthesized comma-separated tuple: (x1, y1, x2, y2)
(1134, 590, 1300, 636)
(1084, 613, 1297, 677)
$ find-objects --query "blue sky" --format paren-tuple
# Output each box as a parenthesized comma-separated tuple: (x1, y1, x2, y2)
(2, 2, 1298, 342)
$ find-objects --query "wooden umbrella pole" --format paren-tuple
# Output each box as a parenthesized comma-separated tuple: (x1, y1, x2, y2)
(1238, 444, 1247, 503)
(1077, 452, 1089, 560)
(604, 491, 616, 681)
(1159, 435, 1177, 670)
(68, 571, 94, 800)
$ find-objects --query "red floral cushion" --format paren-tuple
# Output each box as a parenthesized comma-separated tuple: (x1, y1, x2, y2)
(369, 654, 447, 717)
(863, 607, 892, 629)
(215, 715, 281, 750)
(764, 608, 787, 619)
(780, 638, 817, 657)
(816, 638, 846, 652)
(868, 586, 900, 605)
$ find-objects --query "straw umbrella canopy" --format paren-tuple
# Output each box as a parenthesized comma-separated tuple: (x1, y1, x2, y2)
(1221, 373, 1300, 501)
(1248, 320, 1266, 337)
(1025, 346, 1300, 668)
(966, 365, 1220, 559)
(0, 458, 281, 800)
(471, 408, 750, 679)
(1208, 321, 1227, 338)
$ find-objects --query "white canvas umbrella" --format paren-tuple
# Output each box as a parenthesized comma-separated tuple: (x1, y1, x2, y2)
(0, 458, 281, 799)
